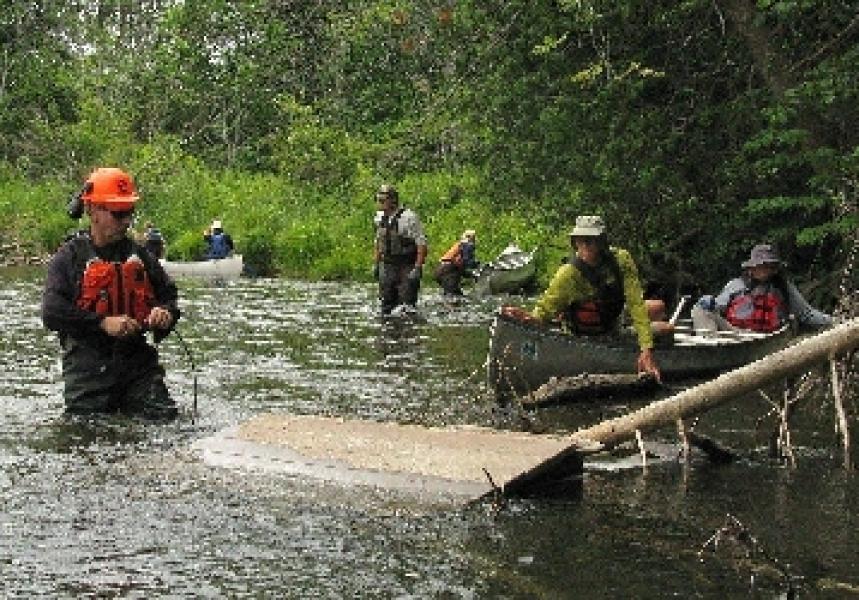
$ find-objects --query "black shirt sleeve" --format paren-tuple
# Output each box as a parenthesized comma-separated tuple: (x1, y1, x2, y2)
(42, 237, 182, 343)
(41, 241, 104, 338)
(139, 247, 181, 325)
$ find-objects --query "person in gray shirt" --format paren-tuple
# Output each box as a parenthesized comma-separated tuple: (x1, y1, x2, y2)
(372, 184, 428, 314)
(692, 243, 832, 333)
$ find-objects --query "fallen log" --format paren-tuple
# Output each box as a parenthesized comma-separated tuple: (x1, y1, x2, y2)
(521, 373, 660, 409)
(496, 318, 859, 497)
(572, 318, 859, 449)
(687, 432, 735, 464)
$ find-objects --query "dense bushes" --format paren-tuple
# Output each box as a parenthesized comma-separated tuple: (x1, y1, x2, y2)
(0, 1, 854, 309)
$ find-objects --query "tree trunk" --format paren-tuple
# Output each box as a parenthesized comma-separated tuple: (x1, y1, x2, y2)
(497, 318, 859, 496)
(571, 318, 859, 449)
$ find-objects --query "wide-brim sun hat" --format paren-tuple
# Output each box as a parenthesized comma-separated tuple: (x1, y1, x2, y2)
(570, 215, 606, 237)
(741, 244, 782, 268)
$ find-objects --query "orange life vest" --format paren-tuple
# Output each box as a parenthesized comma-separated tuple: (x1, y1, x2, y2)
(76, 254, 157, 326)
(569, 300, 607, 334)
(565, 254, 625, 334)
(440, 241, 463, 267)
(725, 288, 787, 333)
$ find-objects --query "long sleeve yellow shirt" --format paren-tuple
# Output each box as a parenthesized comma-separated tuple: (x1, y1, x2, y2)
(531, 246, 654, 350)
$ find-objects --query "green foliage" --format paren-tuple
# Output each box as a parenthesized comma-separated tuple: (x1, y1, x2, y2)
(0, 174, 68, 253)
(0, 4, 79, 178)
(166, 230, 207, 262)
(0, 0, 854, 310)
(240, 229, 276, 276)
(274, 221, 337, 276)
(270, 97, 366, 188)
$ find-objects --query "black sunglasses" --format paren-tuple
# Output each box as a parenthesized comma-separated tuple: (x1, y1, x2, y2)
(100, 207, 134, 220)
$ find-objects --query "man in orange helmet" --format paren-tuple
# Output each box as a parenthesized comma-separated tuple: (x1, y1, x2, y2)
(42, 167, 181, 419)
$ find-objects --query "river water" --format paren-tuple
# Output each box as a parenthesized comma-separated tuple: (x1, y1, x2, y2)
(2, 266, 857, 598)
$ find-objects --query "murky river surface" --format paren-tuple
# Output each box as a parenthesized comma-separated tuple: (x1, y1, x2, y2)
(2, 266, 857, 598)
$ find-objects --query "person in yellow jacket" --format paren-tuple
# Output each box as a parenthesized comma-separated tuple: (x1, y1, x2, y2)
(528, 215, 661, 381)
(433, 229, 480, 295)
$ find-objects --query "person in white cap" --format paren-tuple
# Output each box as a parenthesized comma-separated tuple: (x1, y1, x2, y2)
(691, 243, 832, 333)
(203, 218, 234, 259)
(433, 229, 480, 295)
(527, 215, 661, 380)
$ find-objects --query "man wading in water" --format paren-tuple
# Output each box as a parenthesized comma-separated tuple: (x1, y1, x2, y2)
(42, 167, 181, 419)
(372, 184, 428, 314)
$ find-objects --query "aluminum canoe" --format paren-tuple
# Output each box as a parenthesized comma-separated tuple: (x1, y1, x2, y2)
(160, 254, 244, 280)
(474, 244, 537, 295)
(487, 309, 797, 398)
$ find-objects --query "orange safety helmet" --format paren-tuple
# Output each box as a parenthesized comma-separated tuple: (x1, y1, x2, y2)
(80, 167, 139, 211)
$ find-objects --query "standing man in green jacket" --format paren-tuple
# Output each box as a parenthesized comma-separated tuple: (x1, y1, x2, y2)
(530, 215, 661, 380)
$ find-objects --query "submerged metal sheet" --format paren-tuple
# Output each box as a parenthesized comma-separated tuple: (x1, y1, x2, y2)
(192, 426, 489, 498)
(193, 414, 680, 498)
(194, 414, 579, 497)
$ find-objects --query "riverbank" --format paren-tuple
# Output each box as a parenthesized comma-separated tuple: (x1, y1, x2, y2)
(1, 168, 559, 285)
(0, 239, 49, 268)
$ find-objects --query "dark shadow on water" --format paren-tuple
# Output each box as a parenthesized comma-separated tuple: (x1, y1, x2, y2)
(28, 413, 186, 455)
(513, 476, 585, 501)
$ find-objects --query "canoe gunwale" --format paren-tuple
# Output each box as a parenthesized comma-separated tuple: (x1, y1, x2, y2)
(487, 310, 796, 398)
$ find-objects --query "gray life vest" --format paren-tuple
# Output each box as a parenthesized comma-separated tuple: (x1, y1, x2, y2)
(375, 208, 417, 264)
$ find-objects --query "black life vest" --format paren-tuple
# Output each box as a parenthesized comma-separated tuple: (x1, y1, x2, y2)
(375, 208, 418, 264)
(74, 237, 158, 326)
(565, 253, 625, 334)
(725, 278, 788, 333)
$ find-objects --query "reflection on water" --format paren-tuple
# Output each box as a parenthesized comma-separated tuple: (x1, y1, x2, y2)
(2, 266, 857, 598)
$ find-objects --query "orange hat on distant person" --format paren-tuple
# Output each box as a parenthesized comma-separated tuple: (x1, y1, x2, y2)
(80, 167, 139, 211)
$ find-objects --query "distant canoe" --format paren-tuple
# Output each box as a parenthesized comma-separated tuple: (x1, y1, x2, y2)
(487, 309, 797, 398)
(474, 244, 537, 295)
(160, 254, 244, 280)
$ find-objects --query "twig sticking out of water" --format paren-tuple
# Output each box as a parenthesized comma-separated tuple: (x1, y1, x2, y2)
(699, 513, 800, 597)
(482, 467, 506, 515)
(635, 429, 647, 470)
(755, 372, 827, 464)
(831, 354, 853, 470)
(831, 185, 857, 467)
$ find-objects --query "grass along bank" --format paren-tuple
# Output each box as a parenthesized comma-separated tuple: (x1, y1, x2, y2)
(0, 167, 567, 287)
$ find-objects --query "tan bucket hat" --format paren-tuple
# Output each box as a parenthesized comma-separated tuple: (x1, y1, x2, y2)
(570, 215, 606, 237)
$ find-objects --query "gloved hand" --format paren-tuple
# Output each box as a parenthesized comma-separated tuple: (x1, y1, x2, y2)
(407, 265, 422, 282)
(696, 294, 715, 311)
(372, 262, 380, 281)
